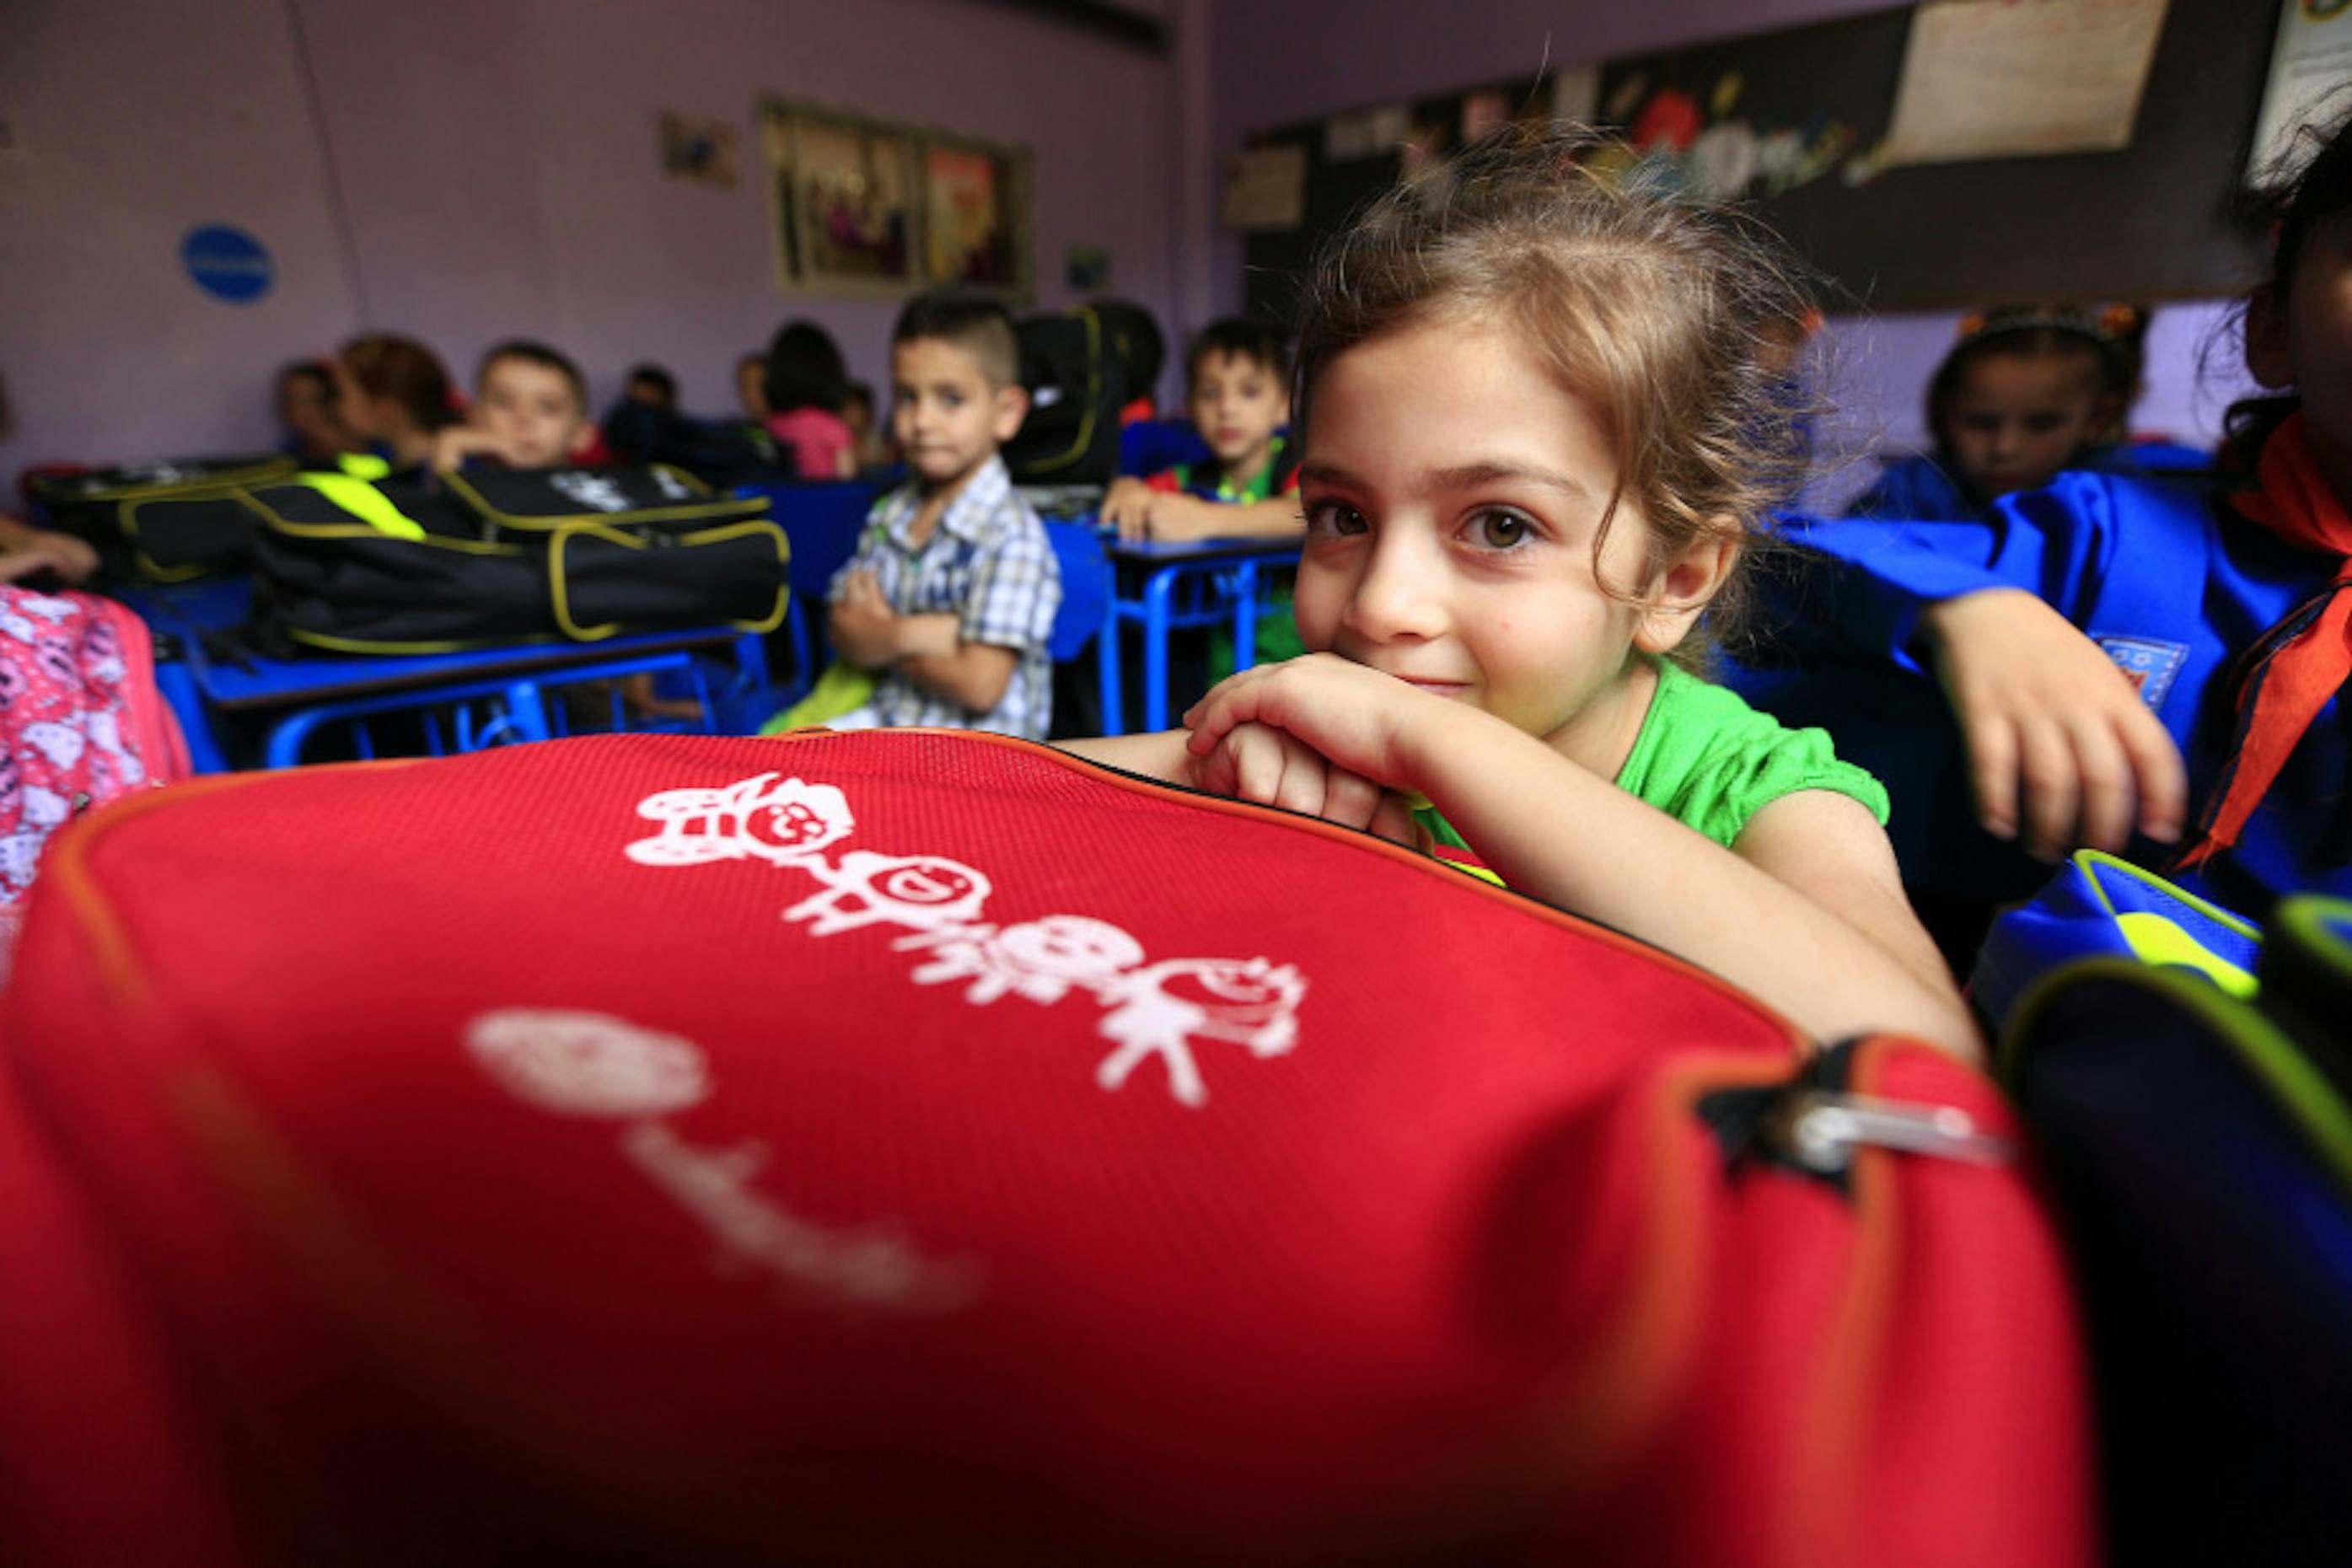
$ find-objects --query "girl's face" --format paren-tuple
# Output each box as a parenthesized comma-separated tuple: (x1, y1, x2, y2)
(1939, 350, 2109, 501)
(1293, 316, 1724, 775)
(2250, 210, 2352, 486)
(277, 373, 341, 448)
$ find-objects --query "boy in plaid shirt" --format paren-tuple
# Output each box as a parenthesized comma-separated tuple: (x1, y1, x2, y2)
(821, 292, 1061, 738)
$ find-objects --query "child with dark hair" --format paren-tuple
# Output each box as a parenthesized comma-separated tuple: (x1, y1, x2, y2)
(332, 335, 461, 470)
(624, 364, 679, 411)
(1101, 319, 1301, 545)
(763, 320, 856, 480)
(1068, 125, 1972, 1058)
(735, 352, 770, 424)
(1775, 110, 2352, 919)
(1848, 304, 2149, 521)
(804, 289, 1060, 738)
(431, 340, 600, 473)
(841, 381, 893, 471)
(275, 360, 364, 467)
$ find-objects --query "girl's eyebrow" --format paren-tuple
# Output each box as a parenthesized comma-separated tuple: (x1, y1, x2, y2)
(1428, 460, 1592, 500)
(1299, 458, 1593, 500)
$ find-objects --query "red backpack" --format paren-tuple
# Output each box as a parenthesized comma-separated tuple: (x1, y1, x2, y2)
(0, 730, 2092, 1565)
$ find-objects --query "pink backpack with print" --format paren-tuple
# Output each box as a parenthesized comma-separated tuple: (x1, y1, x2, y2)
(0, 588, 187, 966)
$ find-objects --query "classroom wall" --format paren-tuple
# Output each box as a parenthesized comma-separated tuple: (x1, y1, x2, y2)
(1201, 0, 2259, 454)
(0, 0, 365, 482)
(0, 0, 1206, 486)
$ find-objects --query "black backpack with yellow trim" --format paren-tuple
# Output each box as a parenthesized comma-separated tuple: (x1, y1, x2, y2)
(30, 455, 300, 582)
(244, 466, 787, 655)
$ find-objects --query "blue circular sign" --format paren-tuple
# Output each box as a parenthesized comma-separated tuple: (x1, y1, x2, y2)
(180, 224, 274, 304)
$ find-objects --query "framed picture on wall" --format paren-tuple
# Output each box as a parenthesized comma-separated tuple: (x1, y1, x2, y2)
(916, 131, 1033, 298)
(760, 96, 1032, 303)
(760, 99, 917, 297)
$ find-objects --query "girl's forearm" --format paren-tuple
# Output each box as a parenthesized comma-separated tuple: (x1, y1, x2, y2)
(1399, 707, 1978, 1059)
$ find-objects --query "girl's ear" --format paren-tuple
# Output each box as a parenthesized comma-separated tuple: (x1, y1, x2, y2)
(1632, 529, 1740, 657)
(991, 384, 1030, 444)
(2245, 285, 2296, 390)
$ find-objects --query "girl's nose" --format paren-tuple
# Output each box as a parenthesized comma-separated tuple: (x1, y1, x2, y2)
(1343, 534, 1447, 642)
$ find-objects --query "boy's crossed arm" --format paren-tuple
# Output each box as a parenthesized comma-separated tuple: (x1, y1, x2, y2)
(828, 569, 1020, 714)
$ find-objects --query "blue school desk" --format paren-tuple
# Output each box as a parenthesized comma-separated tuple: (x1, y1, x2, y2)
(1095, 533, 1303, 735)
(118, 577, 766, 771)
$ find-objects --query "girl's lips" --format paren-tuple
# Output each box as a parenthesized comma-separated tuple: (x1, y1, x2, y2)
(1394, 675, 1470, 696)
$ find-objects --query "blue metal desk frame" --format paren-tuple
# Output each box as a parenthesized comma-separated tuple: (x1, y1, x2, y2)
(120, 577, 768, 771)
(1093, 535, 1303, 735)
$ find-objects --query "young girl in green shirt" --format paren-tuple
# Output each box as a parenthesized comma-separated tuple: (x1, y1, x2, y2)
(1070, 126, 1974, 1061)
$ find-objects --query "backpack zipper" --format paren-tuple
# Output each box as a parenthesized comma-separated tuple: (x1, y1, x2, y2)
(1772, 1090, 2012, 1173)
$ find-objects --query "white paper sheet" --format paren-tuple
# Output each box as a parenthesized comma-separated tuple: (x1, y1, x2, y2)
(1882, 0, 2171, 167)
(2247, 0, 2352, 183)
(1221, 144, 1307, 233)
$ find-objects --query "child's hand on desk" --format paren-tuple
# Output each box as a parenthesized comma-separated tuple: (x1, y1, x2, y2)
(1184, 714, 1418, 846)
(0, 519, 99, 586)
(1920, 588, 2187, 860)
(1101, 477, 1157, 542)
(1184, 653, 1457, 824)
(826, 570, 903, 667)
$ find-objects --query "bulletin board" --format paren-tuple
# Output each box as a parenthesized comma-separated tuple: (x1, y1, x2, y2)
(1242, 0, 2279, 324)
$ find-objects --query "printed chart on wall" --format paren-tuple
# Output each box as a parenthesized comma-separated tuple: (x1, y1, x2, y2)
(1243, 0, 2275, 316)
(2249, 0, 2352, 181)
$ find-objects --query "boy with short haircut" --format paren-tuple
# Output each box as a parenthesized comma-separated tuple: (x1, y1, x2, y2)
(432, 340, 602, 472)
(1100, 319, 1302, 544)
(819, 291, 1061, 738)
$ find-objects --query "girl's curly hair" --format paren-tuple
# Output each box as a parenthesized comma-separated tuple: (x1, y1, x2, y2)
(1292, 122, 1825, 662)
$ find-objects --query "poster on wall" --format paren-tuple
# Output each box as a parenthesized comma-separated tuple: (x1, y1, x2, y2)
(1881, 0, 2172, 167)
(2247, 0, 2352, 182)
(921, 134, 1032, 293)
(1221, 143, 1307, 231)
(760, 99, 1029, 301)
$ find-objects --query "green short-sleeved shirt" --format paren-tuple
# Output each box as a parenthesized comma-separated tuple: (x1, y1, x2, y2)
(1415, 659, 1889, 882)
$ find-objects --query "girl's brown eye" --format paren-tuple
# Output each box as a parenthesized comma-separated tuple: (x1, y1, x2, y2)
(1477, 511, 1528, 548)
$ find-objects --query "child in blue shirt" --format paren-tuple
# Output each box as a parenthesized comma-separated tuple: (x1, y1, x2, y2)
(1846, 305, 2150, 523)
(1769, 116, 2352, 920)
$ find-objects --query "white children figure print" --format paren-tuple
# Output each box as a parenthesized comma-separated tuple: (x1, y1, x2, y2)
(622, 771, 1309, 1108)
(626, 773, 854, 869)
(465, 1007, 975, 1313)
(548, 470, 633, 513)
(785, 851, 991, 937)
(896, 915, 1146, 1007)
(467, 1008, 713, 1119)
(1094, 957, 1308, 1109)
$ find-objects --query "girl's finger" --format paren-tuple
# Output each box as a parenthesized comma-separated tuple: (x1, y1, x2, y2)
(1271, 738, 1328, 817)
(2065, 716, 2135, 854)
(1961, 706, 2022, 841)
(1368, 789, 1420, 847)
(2014, 714, 2081, 862)
(1321, 767, 1382, 832)
(2119, 706, 2188, 844)
(1233, 728, 1285, 804)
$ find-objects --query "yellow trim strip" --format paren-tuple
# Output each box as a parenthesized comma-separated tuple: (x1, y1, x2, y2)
(548, 519, 789, 640)
(239, 491, 525, 557)
(283, 627, 553, 656)
(443, 466, 768, 534)
(67, 458, 298, 507)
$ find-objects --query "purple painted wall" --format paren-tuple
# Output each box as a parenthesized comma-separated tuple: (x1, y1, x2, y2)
(1, 0, 1201, 483)
(0, 0, 364, 481)
(0, 0, 2258, 491)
